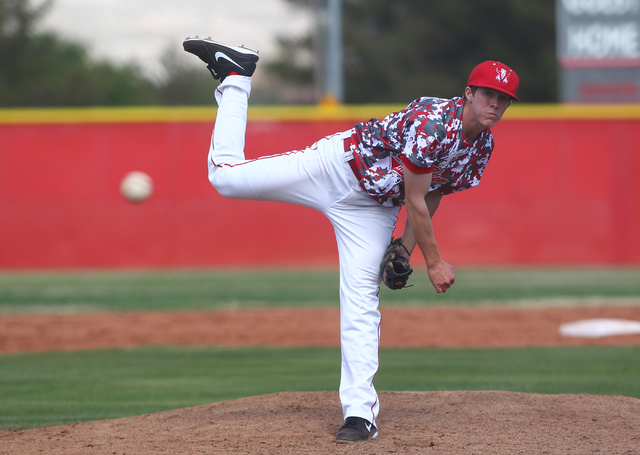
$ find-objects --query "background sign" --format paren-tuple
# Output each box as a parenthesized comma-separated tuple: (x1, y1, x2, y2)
(557, 0, 640, 102)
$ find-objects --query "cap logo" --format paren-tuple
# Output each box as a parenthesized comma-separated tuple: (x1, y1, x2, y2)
(495, 67, 511, 84)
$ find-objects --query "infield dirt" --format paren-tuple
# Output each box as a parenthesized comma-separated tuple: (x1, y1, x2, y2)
(1, 305, 640, 454)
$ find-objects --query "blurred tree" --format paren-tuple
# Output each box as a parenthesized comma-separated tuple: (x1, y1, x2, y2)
(269, 0, 557, 103)
(155, 47, 216, 105)
(262, 35, 319, 103)
(0, 0, 157, 106)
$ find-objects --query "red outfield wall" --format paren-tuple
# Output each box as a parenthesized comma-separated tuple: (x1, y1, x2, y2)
(1, 105, 639, 269)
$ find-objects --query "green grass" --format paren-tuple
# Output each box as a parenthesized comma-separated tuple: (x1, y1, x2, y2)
(0, 347, 341, 430)
(1, 268, 640, 313)
(1, 268, 639, 431)
(377, 346, 640, 395)
(1, 345, 639, 430)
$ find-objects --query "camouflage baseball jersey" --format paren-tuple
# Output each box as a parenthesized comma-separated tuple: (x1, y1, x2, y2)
(350, 96, 494, 207)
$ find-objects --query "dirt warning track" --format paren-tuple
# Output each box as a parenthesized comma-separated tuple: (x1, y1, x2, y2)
(2, 306, 640, 353)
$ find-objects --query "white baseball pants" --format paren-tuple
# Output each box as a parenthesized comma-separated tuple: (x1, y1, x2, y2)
(208, 76, 400, 425)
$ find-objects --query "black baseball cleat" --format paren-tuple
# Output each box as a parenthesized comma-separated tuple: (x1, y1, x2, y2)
(335, 416, 378, 443)
(183, 37, 259, 81)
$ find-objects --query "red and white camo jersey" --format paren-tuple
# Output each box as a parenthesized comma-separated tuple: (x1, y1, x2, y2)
(350, 96, 494, 207)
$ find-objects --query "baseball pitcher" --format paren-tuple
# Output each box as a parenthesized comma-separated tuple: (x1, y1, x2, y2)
(183, 36, 519, 443)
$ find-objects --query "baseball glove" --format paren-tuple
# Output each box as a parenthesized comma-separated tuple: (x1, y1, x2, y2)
(380, 237, 413, 290)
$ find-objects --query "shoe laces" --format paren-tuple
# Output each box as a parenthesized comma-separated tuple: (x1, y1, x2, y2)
(343, 417, 364, 429)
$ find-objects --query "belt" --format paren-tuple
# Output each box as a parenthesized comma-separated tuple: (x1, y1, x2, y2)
(343, 137, 361, 183)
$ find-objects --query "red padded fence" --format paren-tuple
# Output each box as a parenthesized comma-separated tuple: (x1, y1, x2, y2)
(1, 105, 639, 268)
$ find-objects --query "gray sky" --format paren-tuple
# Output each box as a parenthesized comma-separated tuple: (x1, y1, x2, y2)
(39, 0, 313, 80)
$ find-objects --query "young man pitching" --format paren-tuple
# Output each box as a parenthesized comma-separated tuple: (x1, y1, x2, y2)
(183, 37, 519, 443)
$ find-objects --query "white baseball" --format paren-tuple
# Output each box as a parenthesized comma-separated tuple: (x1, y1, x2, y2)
(120, 171, 153, 203)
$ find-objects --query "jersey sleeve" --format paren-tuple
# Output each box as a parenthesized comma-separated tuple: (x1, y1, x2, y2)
(399, 109, 444, 173)
(400, 154, 433, 174)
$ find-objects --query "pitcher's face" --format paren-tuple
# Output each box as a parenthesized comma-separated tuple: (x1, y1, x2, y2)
(466, 86, 511, 129)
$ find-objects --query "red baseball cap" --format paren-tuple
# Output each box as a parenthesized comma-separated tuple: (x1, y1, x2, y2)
(468, 61, 519, 101)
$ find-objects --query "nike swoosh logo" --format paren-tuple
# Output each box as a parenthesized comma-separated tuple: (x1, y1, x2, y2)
(214, 52, 244, 70)
(365, 423, 372, 431)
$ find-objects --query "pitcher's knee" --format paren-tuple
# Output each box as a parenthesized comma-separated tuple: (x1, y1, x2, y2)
(210, 179, 237, 199)
(209, 174, 254, 200)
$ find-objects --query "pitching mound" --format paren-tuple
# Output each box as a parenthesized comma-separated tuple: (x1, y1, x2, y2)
(2, 390, 639, 454)
(2, 306, 640, 453)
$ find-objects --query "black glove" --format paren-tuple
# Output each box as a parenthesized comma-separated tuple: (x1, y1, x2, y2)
(380, 237, 413, 290)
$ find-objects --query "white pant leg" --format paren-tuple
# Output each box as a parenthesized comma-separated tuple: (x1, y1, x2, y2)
(325, 186, 400, 426)
(207, 76, 353, 210)
(207, 74, 400, 427)
(210, 76, 252, 165)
